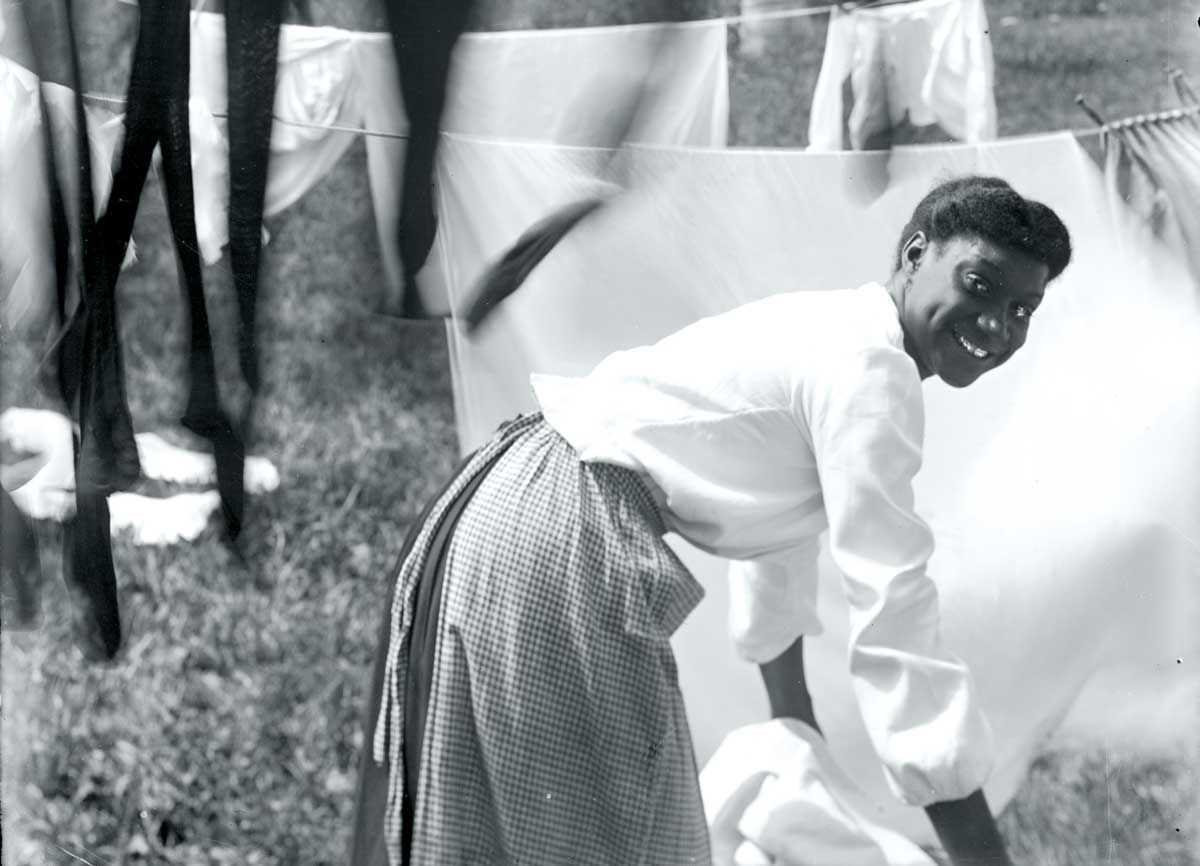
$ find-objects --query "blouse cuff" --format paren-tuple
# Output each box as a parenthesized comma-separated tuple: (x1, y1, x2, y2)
(853, 653, 996, 806)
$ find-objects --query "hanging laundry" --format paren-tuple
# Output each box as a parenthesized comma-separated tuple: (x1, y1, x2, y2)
(375, 0, 475, 318)
(434, 131, 1200, 856)
(0, 57, 56, 335)
(224, 0, 284, 402)
(183, 11, 728, 314)
(97, 0, 249, 557)
(459, 12, 723, 332)
(808, 0, 997, 151)
(217, 0, 285, 549)
(9, 0, 252, 657)
(18, 0, 132, 660)
(187, 11, 367, 265)
(398, 16, 724, 316)
(0, 56, 130, 340)
(1101, 110, 1200, 288)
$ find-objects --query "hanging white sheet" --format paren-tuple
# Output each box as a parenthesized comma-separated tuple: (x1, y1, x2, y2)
(185, 12, 728, 312)
(435, 130, 1200, 852)
(358, 18, 730, 313)
(807, 0, 997, 150)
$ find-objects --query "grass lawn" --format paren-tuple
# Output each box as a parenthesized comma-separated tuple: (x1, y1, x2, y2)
(3, 1, 1198, 864)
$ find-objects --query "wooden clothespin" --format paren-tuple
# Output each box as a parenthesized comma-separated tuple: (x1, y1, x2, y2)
(1169, 69, 1199, 107)
(1074, 94, 1108, 128)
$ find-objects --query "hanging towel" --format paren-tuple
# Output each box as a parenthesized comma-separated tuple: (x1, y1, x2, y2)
(808, 0, 997, 151)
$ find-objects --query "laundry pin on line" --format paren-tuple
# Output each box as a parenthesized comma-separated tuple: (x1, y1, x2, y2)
(1169, 68, 1199, 107)
(1117, 106, 1200, 131)
(1074, 93, 1108, 128)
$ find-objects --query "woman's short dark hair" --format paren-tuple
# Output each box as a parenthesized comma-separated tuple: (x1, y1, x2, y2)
(894, 176, 1072, 280)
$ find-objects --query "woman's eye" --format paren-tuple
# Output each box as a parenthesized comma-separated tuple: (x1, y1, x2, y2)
(1014, 303, 1035, 320)
(965, 274, 989, 295)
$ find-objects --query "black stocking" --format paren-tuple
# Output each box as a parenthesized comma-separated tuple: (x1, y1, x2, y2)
(101, 0, 246, 543)
(382, 0, 475, 318)
(22, 0, 128, 659)
(222, 0, 285, 543)
(225, 0, 284, 398)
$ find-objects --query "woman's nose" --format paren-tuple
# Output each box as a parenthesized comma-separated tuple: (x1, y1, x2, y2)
(977, 311, 1008, 342)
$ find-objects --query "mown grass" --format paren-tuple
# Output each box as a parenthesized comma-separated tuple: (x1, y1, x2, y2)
(3, 1, 1199, 864)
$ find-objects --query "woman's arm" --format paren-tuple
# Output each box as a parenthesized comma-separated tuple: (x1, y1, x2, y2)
(925, 790, 1013, 866)
(760, 640, 1012, 866)
(758, 637, 820, 734)
(806, 351, 996, 805)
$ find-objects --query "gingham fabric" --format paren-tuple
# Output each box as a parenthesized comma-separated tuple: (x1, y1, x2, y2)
(372, 413, 711, 866)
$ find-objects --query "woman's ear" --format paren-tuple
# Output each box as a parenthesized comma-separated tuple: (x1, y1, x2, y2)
(901, 231, 927, 273)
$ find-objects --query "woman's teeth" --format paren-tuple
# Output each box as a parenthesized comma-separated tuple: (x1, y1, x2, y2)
(956, 332, 990, 359)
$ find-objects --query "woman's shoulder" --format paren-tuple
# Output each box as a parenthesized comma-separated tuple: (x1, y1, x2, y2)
(765, 286, 921, 417)
(739, 285, 908, 366)
(739, 283, 898, 332)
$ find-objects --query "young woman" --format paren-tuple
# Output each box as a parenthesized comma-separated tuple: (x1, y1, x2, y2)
(349, 175, 1072, 866)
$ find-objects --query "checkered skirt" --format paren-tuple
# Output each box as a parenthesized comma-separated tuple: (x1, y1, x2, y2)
(371, 413, 711, 866)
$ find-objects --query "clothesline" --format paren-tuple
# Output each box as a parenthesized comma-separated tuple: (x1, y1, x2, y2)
(80, 91, 412, 140)
(1103, 104, 1200, 131)
(80, 90, 1111, 144)
(109, 0, 862, 37)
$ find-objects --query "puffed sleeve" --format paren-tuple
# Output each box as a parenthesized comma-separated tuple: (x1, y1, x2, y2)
(727, 540, 824, 664)
(804, 346, 995, 807)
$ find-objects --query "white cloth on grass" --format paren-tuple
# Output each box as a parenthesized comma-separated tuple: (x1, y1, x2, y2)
(0, 408, 280, 539)
(702, 719, 936, 866)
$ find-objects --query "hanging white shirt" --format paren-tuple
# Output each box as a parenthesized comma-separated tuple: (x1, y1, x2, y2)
(808, 0, 997, 151)
(532, 282, 995, 807)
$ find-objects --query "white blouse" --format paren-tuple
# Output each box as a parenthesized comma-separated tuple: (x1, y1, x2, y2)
(531, 283, 995, 807)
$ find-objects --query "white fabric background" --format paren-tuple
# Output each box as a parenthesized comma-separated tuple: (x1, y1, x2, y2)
(436, 131, 1200, 847)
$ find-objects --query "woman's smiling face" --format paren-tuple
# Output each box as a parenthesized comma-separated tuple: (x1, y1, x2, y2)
(891, 232, 1051, 388)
